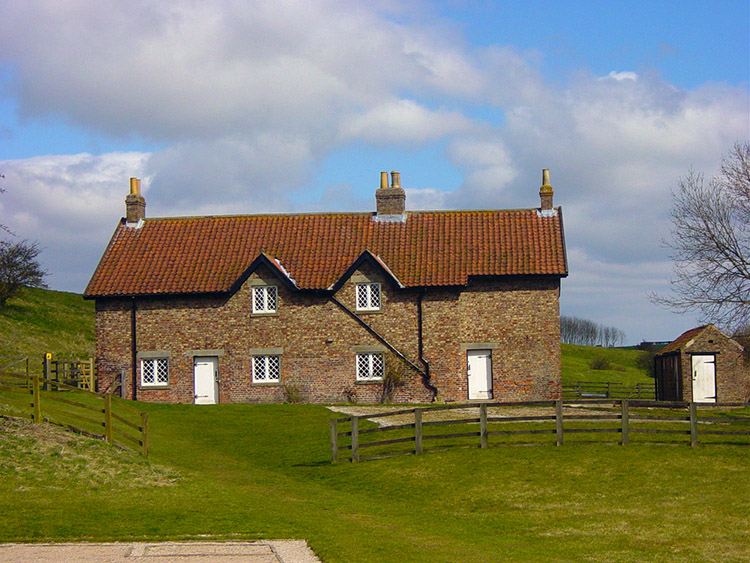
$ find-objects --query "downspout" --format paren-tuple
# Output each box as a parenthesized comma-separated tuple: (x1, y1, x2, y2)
(417, 288, 438, 401)
(131, 297, 137, 401)
(329, 296, 424, 376)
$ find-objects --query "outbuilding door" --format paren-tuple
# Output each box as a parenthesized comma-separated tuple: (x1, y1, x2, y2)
(194, 356, 218, 404)
(691, 355, 716, 403)
(467, 350, 493, 400)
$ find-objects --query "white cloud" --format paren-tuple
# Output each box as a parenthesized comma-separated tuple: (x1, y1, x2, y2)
(0, 1, 746, 341)
(0, 152, 149, 289)
(605, 71, 639, 81)
(338, 99, 473, 145)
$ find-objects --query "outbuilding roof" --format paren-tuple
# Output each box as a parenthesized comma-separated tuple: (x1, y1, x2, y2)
(84, 208, 567, 298)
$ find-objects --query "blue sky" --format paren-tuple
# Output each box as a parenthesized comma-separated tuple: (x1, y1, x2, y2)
(0, 1, 748, 343)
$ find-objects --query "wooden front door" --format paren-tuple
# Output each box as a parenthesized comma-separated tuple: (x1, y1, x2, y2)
(691, 355, 716, 403)
(194, 356, 218, 405)
(467, 350, 493, 400)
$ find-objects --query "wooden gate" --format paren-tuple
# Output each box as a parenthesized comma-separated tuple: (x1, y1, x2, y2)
(43, 355, 95, 391)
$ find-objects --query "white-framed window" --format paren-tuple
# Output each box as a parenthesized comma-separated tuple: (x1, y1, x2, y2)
(356, 353, 384, 381)
(252, 285, 278, 314)
(252, 355, 281, 383)
(356, 283, 381, 311)
(141, 358, 169, 387)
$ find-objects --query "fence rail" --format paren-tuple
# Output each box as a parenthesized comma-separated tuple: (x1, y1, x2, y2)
(330, 400, 750, 463)
(0, 371, 148, 456)
(562, 381, 655, 400)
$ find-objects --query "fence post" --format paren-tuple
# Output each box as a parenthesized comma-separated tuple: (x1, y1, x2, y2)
(104, 393, 112, 444)
(330, 419, 339, 463)
(43, 353, 51, 391)
(689, 402, 698, 447)
(141, 411, 149, 457)
(621, 399, 629, 445)
(606, 382, 612, 398)
(414, 408, 423, 455)
(480, 403, 488, 449)
(555, 400, 564, 446)
(351, 416, 359, 463)
(31, 372, 41, 423)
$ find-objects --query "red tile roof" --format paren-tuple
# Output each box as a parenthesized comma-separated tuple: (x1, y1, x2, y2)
(84, 208, 567, 297)
(656, 326, 710, 356)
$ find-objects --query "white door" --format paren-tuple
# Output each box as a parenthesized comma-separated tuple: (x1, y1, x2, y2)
(194, 356, 218, 405)
(467, 350, 493, 400)
(691, 355, 716, 403)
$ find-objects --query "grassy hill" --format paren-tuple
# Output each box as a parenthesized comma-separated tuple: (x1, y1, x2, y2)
(0, 287, 94, 358)
(561, 343, 652, 386)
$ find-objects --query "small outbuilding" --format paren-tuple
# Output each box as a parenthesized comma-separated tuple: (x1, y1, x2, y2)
(654, 324, 749, 403)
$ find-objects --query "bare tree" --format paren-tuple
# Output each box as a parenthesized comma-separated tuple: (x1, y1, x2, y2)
(561, 315, 626, 347)
(652, 142, 750, 332)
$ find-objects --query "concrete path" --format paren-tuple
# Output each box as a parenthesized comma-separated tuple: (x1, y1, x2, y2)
(0, 540, 321, 562)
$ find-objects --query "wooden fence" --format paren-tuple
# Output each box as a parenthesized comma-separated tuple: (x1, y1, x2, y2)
(330, 400, 750, 463)
(0, 370, 148, 456)
(562, 381, 655, 400)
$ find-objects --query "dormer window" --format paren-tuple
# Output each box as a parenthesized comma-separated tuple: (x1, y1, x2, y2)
(252, 285, 277, 314)
(356, 283, 381, 312)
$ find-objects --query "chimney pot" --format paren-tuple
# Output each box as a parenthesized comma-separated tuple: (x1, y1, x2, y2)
(539, 168, 554, 214)
(390, 171, 401, 189)
(375, 170, 406, 219)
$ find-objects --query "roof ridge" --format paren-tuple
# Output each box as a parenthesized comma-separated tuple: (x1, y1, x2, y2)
(134, 206, 552, 222)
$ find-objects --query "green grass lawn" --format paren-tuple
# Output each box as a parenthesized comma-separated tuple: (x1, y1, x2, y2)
(562, 343, 652, 386)
(1, 402, 748, 562)
(0, 287, 94, 358)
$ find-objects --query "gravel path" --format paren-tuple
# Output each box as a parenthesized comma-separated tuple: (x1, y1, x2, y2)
(0, 541, 321, 562)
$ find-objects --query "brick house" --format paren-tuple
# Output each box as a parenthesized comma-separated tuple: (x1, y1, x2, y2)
(654, 324, 750, 403)
(84, 170, 568, 404)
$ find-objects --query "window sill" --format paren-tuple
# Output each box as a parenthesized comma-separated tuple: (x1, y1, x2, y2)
(355, 308, 383, 315)
(252, 381, 283, 386)
(251, 311, 279, 317)
(355, 379, 383, 385)
(140, 385, 170, 390)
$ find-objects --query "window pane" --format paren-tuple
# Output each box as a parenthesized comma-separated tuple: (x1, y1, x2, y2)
(370, 284, 380, 309)
(156, 359, 169, 383)
(371, 353, 384, 379)
(267, 355, 280, 381)
(142, 358, 168, 386)
(142, 361, 155, 385)
(266, 286, 277, 312)
(356, 284, 368, 309)
(253, 356, 266, 381)
(357, 353, 383, 380)
(253, 287, 265, 312)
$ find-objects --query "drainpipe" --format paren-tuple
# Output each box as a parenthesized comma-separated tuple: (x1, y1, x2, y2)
(417, 288, 438, 401)
(131, 297, 137, 401)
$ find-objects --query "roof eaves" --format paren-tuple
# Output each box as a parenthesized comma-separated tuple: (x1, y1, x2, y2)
(227, 252, 300, 295)
(328, 250, 405, 292)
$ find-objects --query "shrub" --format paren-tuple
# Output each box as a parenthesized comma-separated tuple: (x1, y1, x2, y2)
(589, 356, 612, 370)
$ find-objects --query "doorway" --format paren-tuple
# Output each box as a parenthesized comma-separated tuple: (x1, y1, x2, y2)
(194, 356, 219, 404)
(467, 349, 493, 400)
(691, 355, 716, 403)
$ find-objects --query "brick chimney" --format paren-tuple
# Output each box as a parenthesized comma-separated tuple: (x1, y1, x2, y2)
(539, 169, 555, 216)
(125, 177, 146, 225)
(375, 170, 406, 221)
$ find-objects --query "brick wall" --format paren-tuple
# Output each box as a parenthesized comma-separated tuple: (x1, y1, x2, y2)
(95, 264, 562, 404)
(677, 327, 750, 403)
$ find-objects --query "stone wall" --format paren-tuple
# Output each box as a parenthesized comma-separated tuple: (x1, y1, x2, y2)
(94, 264, 562, 404)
